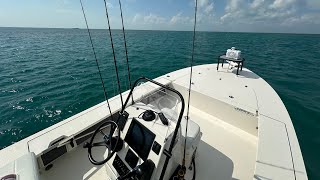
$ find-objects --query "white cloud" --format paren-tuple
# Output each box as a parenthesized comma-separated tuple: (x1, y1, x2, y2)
(144, 14, 166, 24)
(225, 0, 245, 12)
(128, 13, 169, 30)
(198, 0, 209, 8)
(204, 3, 214, 15)
(250, 0, 266, 9)
(126, 0, 319, 33)
(169, 0, 216, 30)
(197, 0, 215, 15)
(218, 0, 320, 33)
(132, 14, 142, 24)
(283, 13, 320, 26)
(197, 0, 216, 25)
(170, 12, 192, 24)
(131, 13, 166, 25)
(269, 0, 297, 9)
(221, 0, 298, 23)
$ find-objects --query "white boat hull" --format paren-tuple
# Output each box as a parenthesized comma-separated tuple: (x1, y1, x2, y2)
(0, 64, 307, 180)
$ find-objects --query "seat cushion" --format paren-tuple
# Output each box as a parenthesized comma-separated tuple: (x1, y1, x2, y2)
(0, 152, 40, 180)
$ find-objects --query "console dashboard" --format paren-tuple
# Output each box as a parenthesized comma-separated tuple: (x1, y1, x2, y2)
(105, 104, 172, 180)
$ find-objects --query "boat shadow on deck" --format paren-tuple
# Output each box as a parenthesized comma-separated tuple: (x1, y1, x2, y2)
(217, 66, 260, 80)
(40, 144, 109, 180)
(234, 69, 260, 80)
(197, 140, 238, 180)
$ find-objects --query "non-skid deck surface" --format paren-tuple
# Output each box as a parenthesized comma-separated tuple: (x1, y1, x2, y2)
(39, 139, 110, 180)
(189, 106, 257, 180)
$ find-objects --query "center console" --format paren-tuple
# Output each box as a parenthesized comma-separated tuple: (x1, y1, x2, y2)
(105, 105, 170, 180)
(113, 118, 156, 177)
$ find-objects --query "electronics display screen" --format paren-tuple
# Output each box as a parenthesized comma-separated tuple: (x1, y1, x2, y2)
(125, 118, 155, 160)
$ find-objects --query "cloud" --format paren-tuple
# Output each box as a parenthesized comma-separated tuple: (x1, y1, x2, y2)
(170, 0, 215, 30)
(217, 0, 320, 33)
(198, 0, 209, 8)
(204, 2, 214, 14)
(127, 0, 319, 33)
(269, 0, 297, 9)
(170, 12, 192, 25)
(197, 0, 215, 15)
(225, 0, 245, 12)
(144, 14, 166, 24)
(221, 0, 298, 24)
(250, 0, 265, 9)
(132, 13, 166, 25)
(132, 14, 141, 24)
(283, 13, 320, 26)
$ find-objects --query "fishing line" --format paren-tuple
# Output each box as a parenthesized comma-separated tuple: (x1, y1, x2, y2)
(79, 0, 114, 121)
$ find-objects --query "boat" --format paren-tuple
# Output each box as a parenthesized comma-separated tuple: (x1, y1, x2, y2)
(0, 64, 308, 179)
(0, 0, 308, 179)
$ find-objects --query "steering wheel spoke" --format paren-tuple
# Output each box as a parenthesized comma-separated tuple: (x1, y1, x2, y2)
(99, 130, 107, 137)
(87, 120, 120, 165)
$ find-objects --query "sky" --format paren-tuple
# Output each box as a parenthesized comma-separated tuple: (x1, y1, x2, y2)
(0, 0, 319, 34)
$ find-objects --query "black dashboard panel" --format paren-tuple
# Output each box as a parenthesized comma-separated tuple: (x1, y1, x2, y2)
(125, 149, 139, 169)
(117, 111, 129, 131)
(124, 118, 155, 160)
(41, 145, 67, 166)
(113, 155, 130, 176)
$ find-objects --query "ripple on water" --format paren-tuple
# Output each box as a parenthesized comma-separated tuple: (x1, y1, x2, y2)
(26, 97, 33, 102)
(12, 105, 24, 110)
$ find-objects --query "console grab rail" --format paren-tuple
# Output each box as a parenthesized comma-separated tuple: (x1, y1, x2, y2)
(118, 77, 185, 180)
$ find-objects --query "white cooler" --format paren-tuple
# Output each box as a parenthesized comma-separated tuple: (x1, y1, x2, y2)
(226, 47, 241, 59)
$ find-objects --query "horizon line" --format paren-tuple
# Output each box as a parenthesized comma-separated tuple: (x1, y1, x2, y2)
(0, 26, 319, 35)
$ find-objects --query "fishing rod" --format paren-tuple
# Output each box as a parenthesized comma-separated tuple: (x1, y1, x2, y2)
(103, 0, 124, 110)
(182, 0, 198, 178)
(79, 0, 114, 121)
(118, 0, 133, 103)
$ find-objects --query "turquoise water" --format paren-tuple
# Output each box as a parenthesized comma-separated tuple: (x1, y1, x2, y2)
(0, 27, 319, 179)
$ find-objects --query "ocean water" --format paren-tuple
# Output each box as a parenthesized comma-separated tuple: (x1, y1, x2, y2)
(0, 27, 319, 179)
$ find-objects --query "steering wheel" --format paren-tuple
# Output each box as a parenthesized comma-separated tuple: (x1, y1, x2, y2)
(86, 120, 120, 165)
